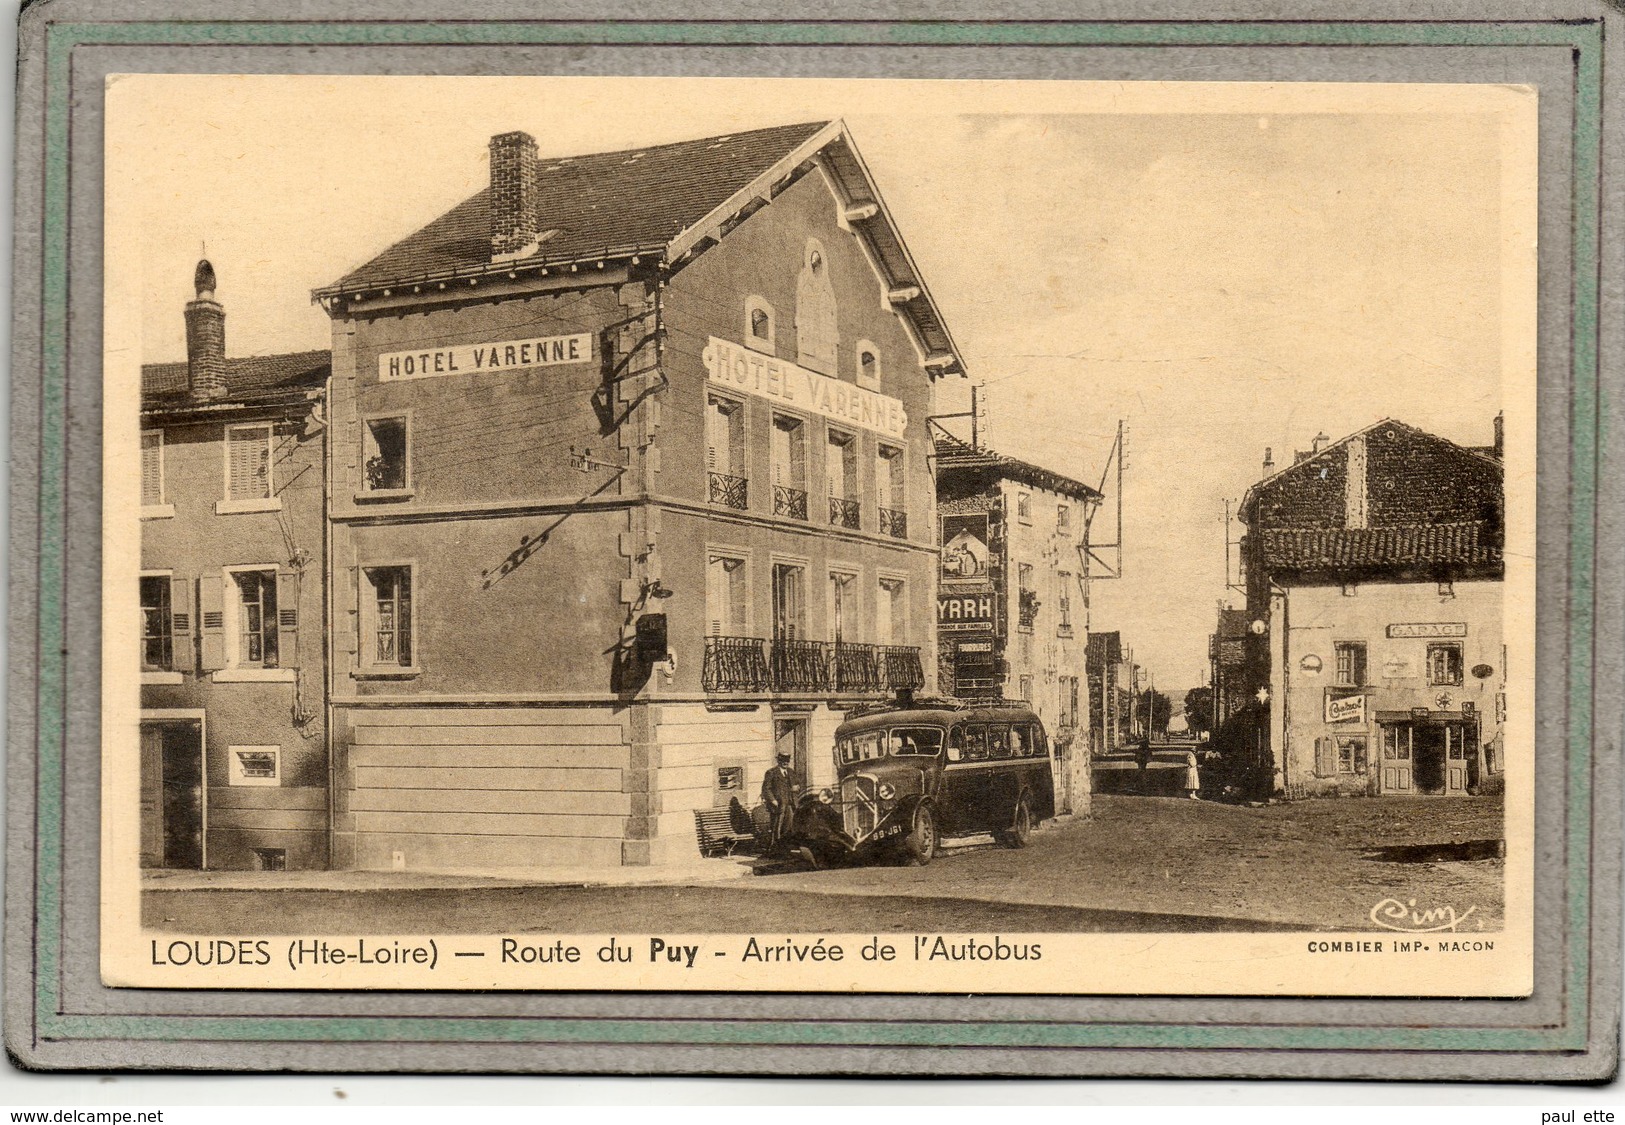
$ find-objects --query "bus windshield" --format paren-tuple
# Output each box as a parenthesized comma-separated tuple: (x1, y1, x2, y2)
(836, 726, 945, 765)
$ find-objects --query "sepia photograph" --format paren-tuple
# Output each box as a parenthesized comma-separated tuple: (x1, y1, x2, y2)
(100, 74, 1536, 995)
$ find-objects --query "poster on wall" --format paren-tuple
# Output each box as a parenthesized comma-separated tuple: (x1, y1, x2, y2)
(940, 513, 992, 583)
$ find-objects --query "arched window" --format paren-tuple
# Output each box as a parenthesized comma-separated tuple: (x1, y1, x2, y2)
(855, 341, 881, 390)
(796, 239, 838, 375)
(744, 296, 776, 355)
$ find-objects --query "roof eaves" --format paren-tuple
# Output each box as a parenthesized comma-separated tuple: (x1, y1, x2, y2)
(312, 241, 667, 304)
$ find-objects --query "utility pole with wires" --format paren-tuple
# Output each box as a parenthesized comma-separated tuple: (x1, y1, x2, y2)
(1223, 498, 1247, 598)
(1079, 419, 1127, 586)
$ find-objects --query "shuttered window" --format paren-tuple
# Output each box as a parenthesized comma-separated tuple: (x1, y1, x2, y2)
(231, 569, 279, 668)
(771, 415, 805, 490)
(363, 566, 414, 668)
(139, 575, 172, 670)
(876, 577, 906, 645)
(140, 430, 164, 506)
(226, 424, 273, 501)
(706, 555, 747, 636)
(1314, 737, 1338, 777)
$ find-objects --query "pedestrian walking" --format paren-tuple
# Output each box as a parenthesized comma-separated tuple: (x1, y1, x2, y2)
(1183, 750, 1202, 799)
(1134, 735, 1153, 796)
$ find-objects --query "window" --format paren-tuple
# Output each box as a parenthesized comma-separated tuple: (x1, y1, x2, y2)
(361, 415, 409, 493)
(771, 562, 806, 641)
(706, 553, 748, 636)
(232, 569, 279, 668)
(795, 239, 839, 375)
(1057, 575, 1072, 633)
(827, 430, 858, 528)
(744, 297, 776, 355)
(877, 444, 906, 537)
(712, 761, 745, 808)
(876, 577, 907, 645)
(228, 746, 281, 787)
(225, 424, 273, 502)
(140, 575, 173, 671)
(1337, 736, 1369, 775)
(770, 415, 807, 519)
(362, 566, 414, 669)
(1427, 643, 1464, 686)
(1057, 503, 1071, 535)
(141, 429, 165, 507)
(1018, 563, 1037, 629)
(1018, 675, 1033, 703)
(828, 570, 858, 643)
(705, 396, 747, 509)
(1334, 642, 1367, 687)
(1016, 492, 1032, 523)
(855, 342, 881, 390)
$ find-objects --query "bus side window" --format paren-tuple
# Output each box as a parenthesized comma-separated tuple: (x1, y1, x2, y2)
(1010, 725, 1027, 757)
(987, 724, 1010, 760)
(947, 726, 965, 763)
(1031, 724, 1049, 758)
(964, 725, 987, 761)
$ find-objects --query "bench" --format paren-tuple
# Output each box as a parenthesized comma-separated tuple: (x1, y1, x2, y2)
(694, 806, 757, 857)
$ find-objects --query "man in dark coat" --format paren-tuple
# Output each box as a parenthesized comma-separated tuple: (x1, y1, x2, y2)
(760, 751, 798, 854)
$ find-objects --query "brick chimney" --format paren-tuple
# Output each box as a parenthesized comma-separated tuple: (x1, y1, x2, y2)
(1493, 411, 1504, 459)
(489, 130, 539, 259)
(184, 259, 227, 402)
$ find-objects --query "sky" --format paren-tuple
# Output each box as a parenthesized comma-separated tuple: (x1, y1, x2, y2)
(110, 76, 1532, 694)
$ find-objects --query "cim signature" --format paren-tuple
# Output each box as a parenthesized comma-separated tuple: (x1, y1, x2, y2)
(1369, 897, 1478, 933)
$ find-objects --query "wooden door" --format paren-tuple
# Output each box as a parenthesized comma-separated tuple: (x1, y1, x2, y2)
(1380, 724, 1413, 793)
(1445, 723, 1470, 794)
(139, 724, 164, 868)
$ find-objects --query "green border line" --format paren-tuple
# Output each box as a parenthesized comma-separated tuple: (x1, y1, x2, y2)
(34, 17, 1604, 1056)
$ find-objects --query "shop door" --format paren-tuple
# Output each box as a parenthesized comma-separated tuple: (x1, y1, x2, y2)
(1380, 725, 1413, 793)
(141, 719, 204, 869)
(1413, 724, 1447, 795)
(1445, 723, 1470, 794)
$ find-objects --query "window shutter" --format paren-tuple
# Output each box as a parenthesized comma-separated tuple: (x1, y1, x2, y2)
(790, 425, 805, 489)
(168, 574, 195, 672)
(141, 432, 163, 505)
(705, 403, 722, 473)
(706, 557, 724, 636)
(341, 566, 360, 660)
(198, 574, 226, 671)
(1314, 737, 1336, 778)
(228, 427, 271, 500)
(277, 570, 301, 666)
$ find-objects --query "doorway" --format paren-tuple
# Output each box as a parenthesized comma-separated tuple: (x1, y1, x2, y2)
(773, 717, 809, 787)
(1380, 720, 1469, 796)
(139, 718, 205, 869)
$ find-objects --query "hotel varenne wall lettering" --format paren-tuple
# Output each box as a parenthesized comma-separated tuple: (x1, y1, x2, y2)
(377, 333, 594, 381)
(704, 336, 908, 439)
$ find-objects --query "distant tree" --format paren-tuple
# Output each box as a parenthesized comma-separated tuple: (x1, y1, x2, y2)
(1184, 686, 1214, 737)
(1137, 689, 1173, 739)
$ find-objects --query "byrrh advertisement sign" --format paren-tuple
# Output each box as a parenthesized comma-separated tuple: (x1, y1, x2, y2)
(704, 336, 908, 439)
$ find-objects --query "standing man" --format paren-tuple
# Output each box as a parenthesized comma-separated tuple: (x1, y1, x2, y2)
(760, 750, 798, 855)
(1134, 735, 1153, 795)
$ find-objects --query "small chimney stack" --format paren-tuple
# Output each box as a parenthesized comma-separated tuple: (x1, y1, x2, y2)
(184, 259, 227, 402)
(1262, 446, 1275, 476)
(1493, 412, 1504, 459)
(1311, 431, 1330, 454)
(489, 130, 539, 259)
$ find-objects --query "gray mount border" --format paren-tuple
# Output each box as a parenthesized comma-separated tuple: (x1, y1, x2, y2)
(6, 0, 1621, 1079)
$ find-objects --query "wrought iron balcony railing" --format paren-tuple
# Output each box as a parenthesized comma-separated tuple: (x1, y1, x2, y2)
(773, 485, 809, 520)
(707, 471, 748, 511)
(829, 496, 861, 530)
(877, 507, 907, 539)
(702, 635, 769, 692)
(702, 636, 925, 697)
(878, 645, 926, 690)
(831, 640, 882, 692)
(770, 637, 828, 692)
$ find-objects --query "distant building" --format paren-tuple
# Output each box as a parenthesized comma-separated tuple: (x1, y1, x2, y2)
(934, 434, 1101, 814)
(1208, 605, 1252, 729)
(1237, 418, 1506, 799)
(139, 261, 330, 870)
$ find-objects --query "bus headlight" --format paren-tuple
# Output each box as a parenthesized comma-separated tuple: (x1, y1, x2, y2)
(877, 782, 896, 802)
(818, 788, 834, 804)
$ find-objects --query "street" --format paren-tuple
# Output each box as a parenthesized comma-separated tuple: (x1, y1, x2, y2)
(144, 793, 1504, 935)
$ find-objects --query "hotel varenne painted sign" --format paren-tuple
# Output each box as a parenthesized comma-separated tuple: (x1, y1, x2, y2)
(377, 333, 594, 381)
(704, 336, 908, 439)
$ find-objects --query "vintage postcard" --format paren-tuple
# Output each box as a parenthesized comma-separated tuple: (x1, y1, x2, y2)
(101, 74, 1536, 996)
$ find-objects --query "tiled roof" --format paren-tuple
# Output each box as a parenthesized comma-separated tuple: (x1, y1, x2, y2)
(1259, 521, 1502, 571)
(933, 434, 1101, 502)
(142, 349, 330, 407)
(331, 122, 829, 291)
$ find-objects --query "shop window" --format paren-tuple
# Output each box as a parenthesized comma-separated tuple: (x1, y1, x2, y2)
(140, 574, 173, 671)
(362, 415, 409, 493)
(744, 297, 776, 355)
(1334, 641, 1366, 687)
(228, 745, 281, 787)
(362, 565, 415, 670)
(225, 423, 274, 502)
(1427, 643, 1464, 687)
(855, 341, 881, 390)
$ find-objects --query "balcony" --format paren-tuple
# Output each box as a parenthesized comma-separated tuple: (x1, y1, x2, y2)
(773, 485, 809, 520)
(702, 635, 768, 692)
(829, 496, 861, 530)
(703, 637, 924, 695)
(878, 507, 908, 539)
(707, 472, 748, 511)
